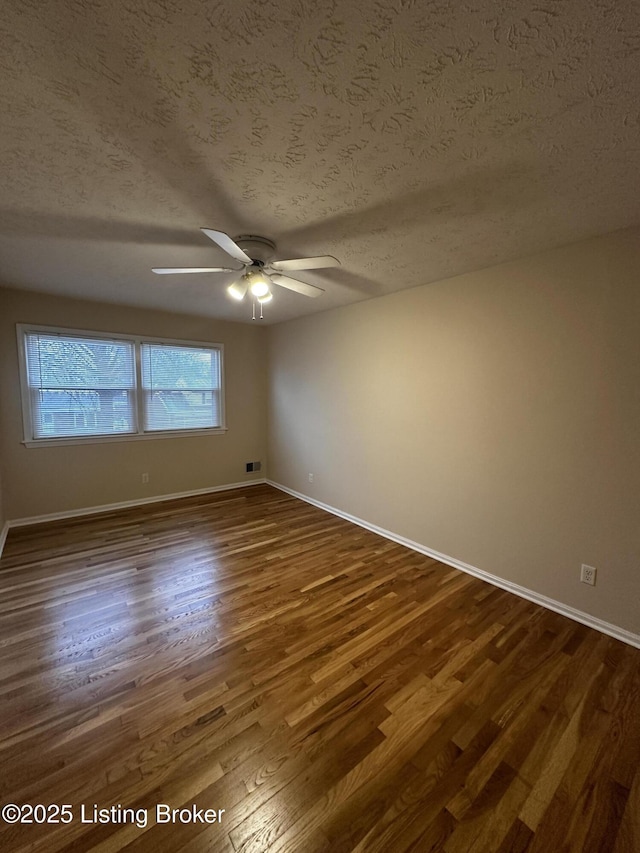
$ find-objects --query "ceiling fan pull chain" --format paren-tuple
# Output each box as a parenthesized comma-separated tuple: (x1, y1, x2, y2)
(260, 302, 264, 320)
(252, 299, 256, 321)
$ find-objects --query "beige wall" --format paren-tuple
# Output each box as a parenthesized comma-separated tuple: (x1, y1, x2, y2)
(0, 287, 267, 519)
(267, 227, 640, 634)
(0, 460, 5, 536)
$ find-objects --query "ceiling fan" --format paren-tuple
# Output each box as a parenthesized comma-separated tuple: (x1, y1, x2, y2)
(152, 229, 340, 318)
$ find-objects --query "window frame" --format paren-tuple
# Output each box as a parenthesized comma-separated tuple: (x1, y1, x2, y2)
(17, 324, 227, 447)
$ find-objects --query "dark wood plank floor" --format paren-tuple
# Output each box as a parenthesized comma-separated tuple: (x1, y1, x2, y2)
(0, 484, 638, 852)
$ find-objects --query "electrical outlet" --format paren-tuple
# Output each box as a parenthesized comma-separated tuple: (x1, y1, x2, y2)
(308, 473, 314, 483)
(580, 564, 597, 586)
(141, 473, 149, 484)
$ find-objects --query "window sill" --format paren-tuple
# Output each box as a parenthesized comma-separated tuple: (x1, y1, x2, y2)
(22, 427, 228, 448)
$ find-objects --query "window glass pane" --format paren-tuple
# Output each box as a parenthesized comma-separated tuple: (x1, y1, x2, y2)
(32, 390, 136, 438)
(141, 344, 219, 391)
(24, 332, 136, 439)
(141, 343, 221, 431)
(144, 390, 219, 431)
(25, 334, 135, 389)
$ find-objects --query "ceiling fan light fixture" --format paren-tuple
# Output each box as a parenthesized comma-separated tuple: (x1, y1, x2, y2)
(248, 273, 271, 298)
(257, 291, 273, 304)
(251, 281, 270, 298)
(227, 279, 248, 301)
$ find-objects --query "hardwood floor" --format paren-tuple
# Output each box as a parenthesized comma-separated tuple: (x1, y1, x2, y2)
(0, 484, 638, 852)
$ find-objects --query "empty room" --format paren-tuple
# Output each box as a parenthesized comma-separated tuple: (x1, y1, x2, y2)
(0, 1, 639, 851)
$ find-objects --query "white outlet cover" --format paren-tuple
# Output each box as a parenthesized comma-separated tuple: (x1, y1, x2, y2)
(580, 564, 597, 586)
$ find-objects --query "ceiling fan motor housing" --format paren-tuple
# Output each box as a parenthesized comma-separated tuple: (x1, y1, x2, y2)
(233, 235, 276, 266)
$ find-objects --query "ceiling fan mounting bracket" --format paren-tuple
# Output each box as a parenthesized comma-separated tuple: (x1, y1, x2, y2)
(233, 235, 276, 265)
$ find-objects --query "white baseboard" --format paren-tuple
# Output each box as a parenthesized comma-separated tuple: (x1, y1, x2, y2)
(6, 479, 267, 531)
(268, 480, 640, 650)
(0, 521, 9, 561)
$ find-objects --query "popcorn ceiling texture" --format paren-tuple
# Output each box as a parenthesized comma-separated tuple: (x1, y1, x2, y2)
(1, 0, 639, 322)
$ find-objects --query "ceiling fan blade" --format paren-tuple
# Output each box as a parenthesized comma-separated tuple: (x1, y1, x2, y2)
(152, 267, 238, 274)
(270, 274, 325, 298)
(270, 255, 340, 272)
(200, 228, 252, 265)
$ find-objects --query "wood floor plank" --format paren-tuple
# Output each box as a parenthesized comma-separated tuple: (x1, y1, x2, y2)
(0, 484, 638, 852)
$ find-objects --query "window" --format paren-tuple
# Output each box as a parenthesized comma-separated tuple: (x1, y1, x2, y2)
(18, 325, 225, 445)
(22, 331, 136, 440)
(141, 342, 222, 432)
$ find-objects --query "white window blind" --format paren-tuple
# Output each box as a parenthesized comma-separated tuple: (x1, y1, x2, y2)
(23, 331, 136, 439)
(141, 342, 222, 432)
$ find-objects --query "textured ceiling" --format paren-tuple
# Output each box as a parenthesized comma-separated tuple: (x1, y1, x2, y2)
(1, 0, 639, 324)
